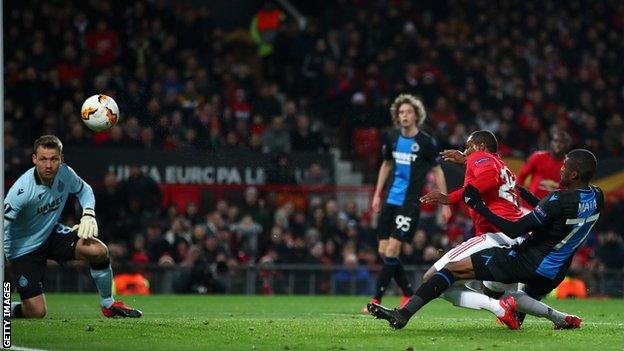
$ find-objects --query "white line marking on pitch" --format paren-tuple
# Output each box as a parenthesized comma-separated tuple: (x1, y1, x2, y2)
(11, 346, 52, 351)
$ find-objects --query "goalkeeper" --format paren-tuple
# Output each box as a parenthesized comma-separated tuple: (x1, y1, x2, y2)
(4, 135, 141, 318)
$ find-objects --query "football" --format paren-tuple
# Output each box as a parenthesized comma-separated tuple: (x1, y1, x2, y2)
(80, 94, 120, 132)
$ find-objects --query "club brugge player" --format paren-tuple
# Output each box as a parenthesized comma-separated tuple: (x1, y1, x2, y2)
(4, 135, 141, 318)
(369, 149, 600, 329)
(366, 94, 451, 311)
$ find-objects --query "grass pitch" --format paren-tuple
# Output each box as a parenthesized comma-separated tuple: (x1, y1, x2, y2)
(11, 294, 624, 351)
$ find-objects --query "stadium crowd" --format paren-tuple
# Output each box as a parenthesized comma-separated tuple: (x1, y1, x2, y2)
(4, 0, 624, 295)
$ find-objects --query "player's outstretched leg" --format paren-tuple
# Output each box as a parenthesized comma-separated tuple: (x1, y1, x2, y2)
(369, 268, 457, 329)
(367, 303, 408, 329)
(442, 282, 519, 329)
(507, 290, 580, 329)
(77, 238, 142, 318)
(555, 315, 582, 329)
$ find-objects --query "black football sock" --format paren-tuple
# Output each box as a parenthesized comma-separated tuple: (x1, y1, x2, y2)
(373, 257, 399, 301)
(393, 259, 414, 296)
(11, 303, 24, 318)
(399, 268, 455, 319)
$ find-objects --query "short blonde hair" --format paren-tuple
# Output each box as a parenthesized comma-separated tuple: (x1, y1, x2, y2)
(390, 94, 426, 126)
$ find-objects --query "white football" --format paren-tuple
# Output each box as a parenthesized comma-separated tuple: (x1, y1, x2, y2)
(80, 94, 120, 132)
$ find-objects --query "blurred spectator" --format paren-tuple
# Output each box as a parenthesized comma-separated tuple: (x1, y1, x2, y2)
(145, 222, 171, 263)
(231, 215, 262, 263)
(85, 20, 120, 68)
(334, 253, 373, 295)
(121, 166, 162, 215)
(291, 114, 326, 152)
(261, 116, 291, 154)
(130, 235, 150, 265)
(300, 161, 330, 186)
(266, 153, 297, 184)
(254, 83, 281, 118)
(95, 172, 127, 242)
(164, 217, 191, 246)
(65, 123, 94, 147)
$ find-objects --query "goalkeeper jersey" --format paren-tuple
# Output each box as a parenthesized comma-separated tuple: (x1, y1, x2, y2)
(3, 164, 95, 260)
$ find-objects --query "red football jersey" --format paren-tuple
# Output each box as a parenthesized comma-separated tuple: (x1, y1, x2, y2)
(448, 151, 523, 235)
(517, 151, 564, 199)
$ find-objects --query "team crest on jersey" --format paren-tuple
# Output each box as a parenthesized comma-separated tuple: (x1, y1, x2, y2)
(19, 275, 28, 287)
(411, 142, 420, 153)
(57, 180, 65, 193)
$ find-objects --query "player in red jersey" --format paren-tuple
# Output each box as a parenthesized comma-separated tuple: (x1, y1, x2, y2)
(421, 131, 524, 263)
(368, 131, 579, 330)
(517, 131, 571, 199)
(416, 131, 525, 328)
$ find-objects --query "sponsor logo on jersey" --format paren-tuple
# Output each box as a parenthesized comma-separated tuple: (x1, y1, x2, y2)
(37, 196, 63, 215)
(392, 151, 418, 165)
(17, 189, 24, 196)
(474, 157, 491, 166)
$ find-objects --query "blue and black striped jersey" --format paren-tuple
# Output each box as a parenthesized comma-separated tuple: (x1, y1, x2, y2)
(381, 129, 439, 207)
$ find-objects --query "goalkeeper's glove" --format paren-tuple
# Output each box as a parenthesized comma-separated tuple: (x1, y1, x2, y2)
(72, 208, 99, 239)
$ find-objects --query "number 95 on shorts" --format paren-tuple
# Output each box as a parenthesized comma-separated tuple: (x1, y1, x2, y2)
(377, 204, 420, 242)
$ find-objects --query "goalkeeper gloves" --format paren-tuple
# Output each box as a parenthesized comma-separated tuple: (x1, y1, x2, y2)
(73, 208, 99, 239)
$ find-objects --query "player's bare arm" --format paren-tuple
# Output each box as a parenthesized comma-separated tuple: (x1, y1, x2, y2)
(440, 149, 466, 164)
(431, 165, 452, 222)
(419, 190, 451, 205)
(372, 160, 393, 212)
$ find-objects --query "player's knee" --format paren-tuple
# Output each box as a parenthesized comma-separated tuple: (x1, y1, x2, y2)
(96, 243, 109, 259)
(444, 261, 467, 278)
(24, 304, 47, 318)
(423, 267, 436, 282)
(79, 240, 109, 262)
(385, 243, 401, 257)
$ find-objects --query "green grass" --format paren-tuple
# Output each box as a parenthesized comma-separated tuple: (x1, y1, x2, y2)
(11, 294, 624, 351)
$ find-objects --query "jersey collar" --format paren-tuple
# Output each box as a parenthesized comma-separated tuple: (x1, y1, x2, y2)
(33, 168, 43, 185)
(33, 168, 55, 188)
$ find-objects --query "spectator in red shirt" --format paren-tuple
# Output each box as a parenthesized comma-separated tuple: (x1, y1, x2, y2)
(86, 20, 120, 68)
(517, 131, 571, 199)
(56, 45, 84, 87)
